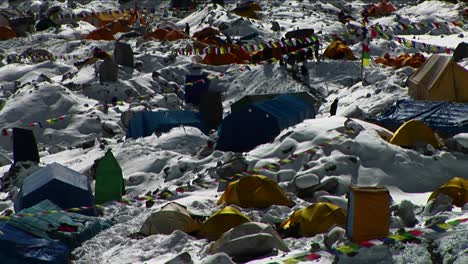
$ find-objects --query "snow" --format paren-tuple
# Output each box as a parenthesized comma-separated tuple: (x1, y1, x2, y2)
(0, 0, 467, 263)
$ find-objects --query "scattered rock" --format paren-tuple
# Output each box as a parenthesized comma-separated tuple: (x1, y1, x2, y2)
(164, 252, 193, 264)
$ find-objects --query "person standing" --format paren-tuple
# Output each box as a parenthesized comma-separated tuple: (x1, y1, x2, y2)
(185, 23, 190, 36)
(330, 98, 339, 116)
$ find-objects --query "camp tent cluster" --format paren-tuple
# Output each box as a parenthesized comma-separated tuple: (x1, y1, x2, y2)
(2, 129, 125, 263)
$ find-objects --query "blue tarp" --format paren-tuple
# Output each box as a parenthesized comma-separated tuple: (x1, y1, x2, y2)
(184, 75, 210, 105)
(126, 111, 208, 139)
(216, 94, 315, 152)
(9, 200, 112, 249)
(371, 99, 468, 135)
(15, 163, 96, 216)
(0, 222, 70, 264)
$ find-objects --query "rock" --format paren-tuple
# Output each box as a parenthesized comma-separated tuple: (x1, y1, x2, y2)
(216, 154, 248, 179)
(210, 222, 289, 260)
(201, 253, 235, 264)
(164, 252, 193, 264)
(72, 138, 96, 149)
(99, 57, 119, 82)
(342, 105, 364, 119)
(114, 42, 134, 68)
(0, 153, 12, 166)
(121, 110, 137, 128)
(47, 145, 67, 155)
(271, 21, 280, 31)
(324, 226, 346, 249)
(102, 121, 121, 138)
(423, 194, 453, 216)
(394, 200, 418, 227)
(294, 173, 320, 189)
(317, 195, 348, 210)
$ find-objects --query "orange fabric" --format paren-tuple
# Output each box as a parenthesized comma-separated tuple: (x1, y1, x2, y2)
(199, 37, 225, 47)
(368, 1, 396, 16)
(146, 28, 169, 40)
(164, 30, 190, 41)
(375, 53, 426, 68)
(193, 27, 221, 40)
(84, 27, 115, 40)
(0, 26, 16, 40)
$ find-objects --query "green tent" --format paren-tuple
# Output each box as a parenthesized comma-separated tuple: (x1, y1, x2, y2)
(95, 150, 125, 204)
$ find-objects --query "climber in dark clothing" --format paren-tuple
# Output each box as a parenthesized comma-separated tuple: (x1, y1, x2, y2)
(185, 23, 190, 36)
(330, 98, 339, 116)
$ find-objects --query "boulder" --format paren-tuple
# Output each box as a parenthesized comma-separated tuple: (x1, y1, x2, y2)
(294, 173, 320, 189)
(164, 252, 193, 264)
(209, 222, 289, 260)
(201, 253, 234, 264)
(114, 42, 134, 68)
(99, 57, 119, 82)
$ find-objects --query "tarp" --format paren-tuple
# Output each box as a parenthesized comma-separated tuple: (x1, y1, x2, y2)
(428, 177, 468, 207)
(389, 120, 442, 148)
(217, 94, 315, 152)
(279, 202, 346, 237)
(230, 92, 318, 113)
(184, 75, 210, 105)
(9, 200, 112, 249)
(217, 175, 293, 208)
(15, 163, 96, 216)
(126, 111, 208, 139)
(0, 222, 70, 264)
(347, 186, 390, 243)
(375, 53, 425, 68)
(323, 41, 356, 60)
(13, 128, 39, 164)
(198, 206, 251, 241)
(0, 25, 16, 40)
(140, 203, 202, 235)
(95, 150, 125, 204)
(370, 99, 468, 136)
(407, 55, 468, 102)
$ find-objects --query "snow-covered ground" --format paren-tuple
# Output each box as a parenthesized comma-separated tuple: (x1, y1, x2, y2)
(0, 0, 467, 263)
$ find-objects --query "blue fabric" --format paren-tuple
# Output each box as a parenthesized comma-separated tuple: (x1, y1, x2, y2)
(0, 222, 70, 264)
(15, 163, 96, 216)
(217, 94, 315, 152)
(371, 99, 468, 135)
(184, 75, 210, 105)
(9, 200, 112, 249)
(126, 111, 208, 139)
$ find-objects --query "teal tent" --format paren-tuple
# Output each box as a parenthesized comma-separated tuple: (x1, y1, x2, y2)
(95, 150, 125, 205)
(9, 200, 112, 249)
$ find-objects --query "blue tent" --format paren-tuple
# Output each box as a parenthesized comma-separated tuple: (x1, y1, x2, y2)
(184, 75, 210, 105)
(216, 94, 315, 152)
(9, 200, 112, 249)
(126, 111, 208, 139)
(371, 99, 468, 135)
(14, 163, 96, 216)
(0, 222, 70, 264)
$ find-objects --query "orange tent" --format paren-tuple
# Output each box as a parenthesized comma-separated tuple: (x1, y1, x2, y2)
(0, 26, 16, 40)
(146, 28, 169, 40)
(84, 27, 115, 40)
(375, 53, 426, 68)
(165, 30, 190, 41)
(323, 40, 356, 60)
(193, 27, 221, 40)
(368, 1, 396, 16)
(105, 19, 130, 34)
(199, 36, 225, 47)
(202, 45, 251, 65)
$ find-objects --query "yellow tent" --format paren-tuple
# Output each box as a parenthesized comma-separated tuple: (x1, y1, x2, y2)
(408, 54, 468, 102)
(323, 40, 356, 60)
(389, 120, 442, 148)
(347, 186, 390, 243)
(198, 206, 251, 241)
(139, 203, 201, 235)
(279, 202, 346, 237)
(217, 175, 294, 209)
(428, 177, 468, 207)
